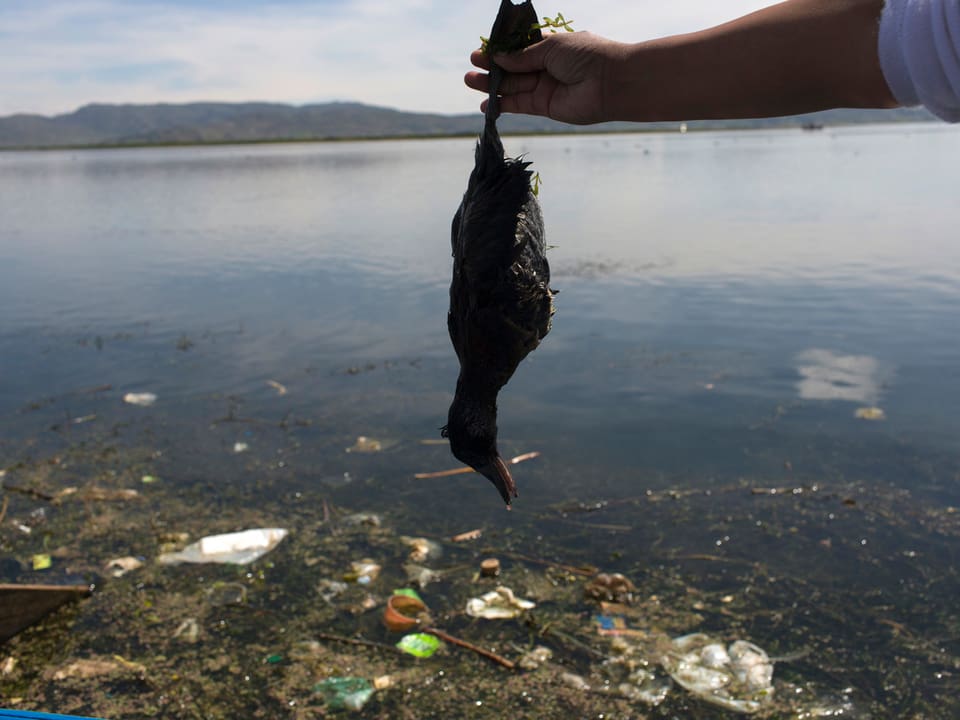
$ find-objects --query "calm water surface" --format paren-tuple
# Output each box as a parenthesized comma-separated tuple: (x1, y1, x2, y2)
(2, 124, 959, 715)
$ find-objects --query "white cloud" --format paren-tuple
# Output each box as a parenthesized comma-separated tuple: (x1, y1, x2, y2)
(795, 349, 885, 404)
(0, 1, 773, 116)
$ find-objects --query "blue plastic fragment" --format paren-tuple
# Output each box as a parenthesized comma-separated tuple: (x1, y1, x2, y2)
(0, 712, 101, 719)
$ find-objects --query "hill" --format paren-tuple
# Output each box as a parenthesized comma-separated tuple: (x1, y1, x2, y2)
(0, 101, 937, 149)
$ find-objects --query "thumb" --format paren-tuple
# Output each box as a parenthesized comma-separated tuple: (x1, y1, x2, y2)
(492, 36, 554, 73)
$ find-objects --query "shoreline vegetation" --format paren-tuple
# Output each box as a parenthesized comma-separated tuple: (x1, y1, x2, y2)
(0, 100, 938, 152)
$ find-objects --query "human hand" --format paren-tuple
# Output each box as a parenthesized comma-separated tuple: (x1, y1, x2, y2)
(464, 31, 630, 125)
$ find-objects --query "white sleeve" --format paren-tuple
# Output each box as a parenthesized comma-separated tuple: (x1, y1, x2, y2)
(878, 0, 960, 122)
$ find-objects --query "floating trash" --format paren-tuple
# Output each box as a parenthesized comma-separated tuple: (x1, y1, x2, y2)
(560, 672, 591, 691)
(450, 528, 482, 542)
(53, 656, 145, 681)
(314, 677, 375, 711)
(661, 633, 774, 714)
(593, 613, 647, 639)
(345, 559, 381, 585)
(343, 513, 381, 528)
(403, 563, 441, 588)
(173, 618, 200, 643)
(266, 379, 288, 396)
(318, 579, 349, 604)
(32, 554, 52, 571)
(854, 406, 886, 421)
(104, 556, 143, 578)
(123, 392, 157, 407)
(157, 528, 288, 565)
(206, 582, 247, 607)
(399, 536, 442, 563)
(585, 572, 636, 604)
(233, 442, 249, 453)
(373, 675, 394, 690)
(396, 632, 441, 658)
(465, 586, 536, 620)
(80, 487, 140, 502)
(415, 451, 540, 479)
(618, 668, 672, 706)
(383, 593, 429, 633)
(517, 645, 553, 670)
(346, 436, 382, 453)
(480, 558, 501, 577)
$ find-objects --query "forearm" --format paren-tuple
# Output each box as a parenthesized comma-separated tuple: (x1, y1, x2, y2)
(608, 0, 898, 121)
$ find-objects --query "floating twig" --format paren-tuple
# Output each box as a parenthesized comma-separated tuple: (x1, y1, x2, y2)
(450, 529, 483, 542)
(415, 451, 540, 479)
(527, 617, 606, 658)
(0, 495, 8, 525)
(415, 466, 473, 479)
(423, 626, 515, 669)
(314, 632, 404, 655)
(1, 484, 55, 502)
(498, 550, 596, 577)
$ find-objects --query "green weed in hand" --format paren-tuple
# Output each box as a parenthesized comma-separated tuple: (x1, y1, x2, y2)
(481, 11, 574, 54)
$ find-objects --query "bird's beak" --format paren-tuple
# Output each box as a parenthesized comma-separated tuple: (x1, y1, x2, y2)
(477, 455, 518, 509)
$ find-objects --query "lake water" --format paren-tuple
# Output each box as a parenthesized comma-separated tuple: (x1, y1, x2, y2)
(1, 125, 959, 716)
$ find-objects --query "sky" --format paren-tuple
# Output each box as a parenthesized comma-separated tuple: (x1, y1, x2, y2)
(0, 0, 772, 118)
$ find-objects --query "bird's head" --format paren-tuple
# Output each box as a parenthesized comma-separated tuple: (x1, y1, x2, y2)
(442, 394, 517, 508)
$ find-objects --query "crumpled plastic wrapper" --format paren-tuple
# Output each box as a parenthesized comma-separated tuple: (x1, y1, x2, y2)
(465, 586, 536, 619)
(157, 528, 288, 565)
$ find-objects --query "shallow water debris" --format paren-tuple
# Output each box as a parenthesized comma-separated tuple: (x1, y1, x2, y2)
(105, 556, 143, 577)
(346, 559, 381, 584)
(32, 554, 52, 571)
(343, 512, 382, 527)
(123, 392, 157, 407)
(560, 672, 591, 691)
(233, 442, 249, 454)
(400, 536, 442, 563)
(414, 451, 540, 479)
(173, 618, 200, 643)
(384, 593, 429, 633)
(450, 528, 482, 542)
(346, 436, 382, 453)
(80, 487, 140, 502)
(404, 563, 442, 588)
(314, 677, 375, 711)
(157, 528, 288, 565)
(518, 645, 553, 670)
(266, 379, 288, 395)
(661, 633, 774, 714)
(585, 572, 636, 604)
(465, 586, 535, 619)
(396, 632, 441, 658)
(854, 406, 886, 421)
(480, 557, 501, 577)
(52, 656, 145, 681)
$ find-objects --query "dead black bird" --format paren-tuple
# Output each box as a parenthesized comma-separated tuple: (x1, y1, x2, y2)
(442, 0, 555, 508)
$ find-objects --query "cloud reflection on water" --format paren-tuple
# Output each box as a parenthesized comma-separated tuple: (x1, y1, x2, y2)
(795, 348, 885, 404)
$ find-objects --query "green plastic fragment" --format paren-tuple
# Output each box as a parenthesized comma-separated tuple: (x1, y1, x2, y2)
(396, 633, 441, 658)
(32, 553, 52, 570)
(392, 588, 423, 602)
(266, 654, 283, 664)
(314, 677, 374, 711)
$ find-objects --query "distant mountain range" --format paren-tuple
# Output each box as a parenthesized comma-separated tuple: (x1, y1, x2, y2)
(0, 101, 938, 149)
